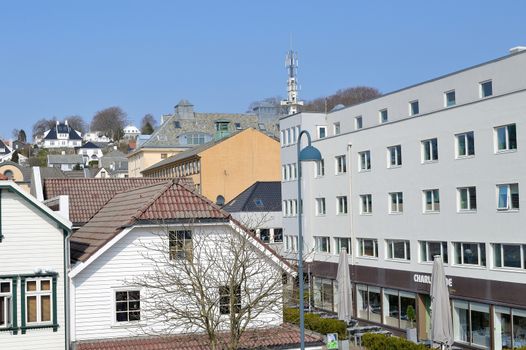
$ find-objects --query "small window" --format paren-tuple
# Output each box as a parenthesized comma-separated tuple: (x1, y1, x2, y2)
(379, 109, 388, 124)
(258, 123, 266, 131)
(360, 194, 372, 214)
(315, 159, 325, 177)
(423, 189, 440, 213)
(315, 236, 331, 253)
(161, 153, 168, 159)
(174, 121, 181, 128)
(115, 290, 141, 322)
(254, 199, 264, 207)
(315, 198, 326, 216)
(389, 192, 403, 213)
(259, 229, 270, 243)
(495, 124, 517, 152)
(317, 126, 327, 139)
(454, 242, 486, 266)
(409, 100, 419, 116)
(421, 138, 438, 162)
(3, 170, 13, 180)
(497, 183, 519, 211)
(386, 240, 410, 261)
(273, 228, 283, 243)
(480, 80, 493, 98)
(337, 196, 348, 214)
(235, 123, 242, 130)
(0, 281, 12, 328)
(359, 151, 371, 171)
(445, 90, 456, 107)
(387, 145, 402, 167)
(458, 187, 477, 211)
(219, 285, 241, 315)
(26, 279, 52, 324)
(456, 131, 475, 157)
(169, 230, 193, 260)
(333, 122, 341, 135)
(358, 238, 378, 257)
(335, 237, 351, 254)
(419, 241, 448, 263)
(335, 155, 347, 174)
(355, 116, 363, 130)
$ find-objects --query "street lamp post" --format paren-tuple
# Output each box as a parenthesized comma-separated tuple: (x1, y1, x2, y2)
(296, 130, 322, 350)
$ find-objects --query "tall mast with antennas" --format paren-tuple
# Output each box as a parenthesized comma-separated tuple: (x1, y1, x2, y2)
(281, 50, 304, 115)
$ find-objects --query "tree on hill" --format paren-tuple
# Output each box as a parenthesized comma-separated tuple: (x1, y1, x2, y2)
(11, 150, 19, 163)
(302, 86, 381, 113)
(141, 114, 157, 134)
(90, 107, 128, 141)
(141, 122, 154, 135)
(32, 118, 58, 140)
(65, 115, 88, 134)
(18, 129, 27, 143)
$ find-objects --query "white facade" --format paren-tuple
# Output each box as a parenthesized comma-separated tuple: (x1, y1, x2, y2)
(70, 222, 285, 343)
(123, 125, 140, 140)
(77, 147, 103, 166)
(231, 211, 283, 254)
(0, 181, 71, 350)
(83, 132, 110, 143)
(280, 49, 526, 349)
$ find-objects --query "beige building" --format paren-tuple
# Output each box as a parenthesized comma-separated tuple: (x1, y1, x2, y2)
(0, 161, 31, 192)
(141, 128, 280, 203)
(128, 147, 184, 177)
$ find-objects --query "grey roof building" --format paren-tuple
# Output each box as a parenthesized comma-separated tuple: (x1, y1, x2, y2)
(100, 150, 128, 177)
(47, 154, 84, 171)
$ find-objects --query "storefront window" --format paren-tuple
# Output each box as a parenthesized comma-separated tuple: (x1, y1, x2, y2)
(453, 300, 470, 343)
(313, 277, 336, 312)
(495, 306, 512, 349)
(357, 285, 368, 320)
(356, 284, 381, 323)
(513, 309, 526, 348)
(400, 292, 417, 329)
(453, 300, 490, 348)
(383, 289, 400, 327)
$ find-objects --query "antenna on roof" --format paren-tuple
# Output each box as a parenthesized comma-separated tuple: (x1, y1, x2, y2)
(280, 46, 304, 115)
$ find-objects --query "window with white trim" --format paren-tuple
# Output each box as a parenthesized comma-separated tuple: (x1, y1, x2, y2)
(0, 281, 12, 328)
(480, 80, 493, 98)
(169, 230, 193, 261)
(379, 109, 388, 123)
(453, 242, 486, 266)
(315, 236, 331, 253)
(315, 198, 326, 216)
(421, 138, 438, 162)
(115, 290, 140, 322)
(358, 238, 378, 257)
(458, 187, 477, 211)
(333, 122, 341, 135)
(445, 90, 456, 107)
(456, 131, 475, 157)
(419, 241, 448, 263)
(387, 145, 402, 167)
(335, 155, 347, 174)
(359, 151, 371, 171)
(315, 159, 325, 177)
(497, 183, 519, 211)
(409, 100, 419, 116)
(335, 237, 351, 254)
(26, 279, 52, 324)
(495, 124, 517, 152)
(389, 192, 403, 213)
(423, 189, 440, 212)
(493, 243, 526, 270)
(355, 116, 363, 130)
(337, 196, 348, 214)
(219, 285, 241, 315)
(360, 194, 372, 214)
(317, 126, 327, 139)
(386, 240, 410, 261)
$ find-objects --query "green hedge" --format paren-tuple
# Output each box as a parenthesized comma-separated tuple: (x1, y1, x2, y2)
(361, 333, 427, 350)
(283, 307, 347, 339)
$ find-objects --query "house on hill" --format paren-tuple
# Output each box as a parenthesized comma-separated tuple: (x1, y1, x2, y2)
(42, 121, 82, 149)
(77, 142, 103, 166)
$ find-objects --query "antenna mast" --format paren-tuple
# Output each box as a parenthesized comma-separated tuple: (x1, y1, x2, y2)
(281, 50, 304, 115)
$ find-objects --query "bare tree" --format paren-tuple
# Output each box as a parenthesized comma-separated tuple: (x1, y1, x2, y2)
(11, 129, 20, 140)
(130, 223, 285, 350)
(32, 117, 58, 140)
(65, 115, 88, 134)
(90, 106, 128, 141)
(303, 86, 381, 112)
(246, 96, 284, 113)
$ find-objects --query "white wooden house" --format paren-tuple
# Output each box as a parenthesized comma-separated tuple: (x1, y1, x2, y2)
(0, 180, 72, 350)
(68, 179, 294, 346)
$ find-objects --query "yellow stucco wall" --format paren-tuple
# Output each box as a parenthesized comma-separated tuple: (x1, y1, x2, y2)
(128, 148, 183, 177)
(0, 164, 30, 193)
(199, 128, 280, 203)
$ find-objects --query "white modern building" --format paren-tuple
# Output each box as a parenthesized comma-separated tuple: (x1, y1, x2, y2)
(280, 47, 526, 350)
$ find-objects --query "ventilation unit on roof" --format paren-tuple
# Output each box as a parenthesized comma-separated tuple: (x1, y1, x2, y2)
(509, 46, 526, 54)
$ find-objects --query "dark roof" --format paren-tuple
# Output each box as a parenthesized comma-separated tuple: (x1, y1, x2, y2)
(223, 181, 282, 213)
(80, 142, 101, 149)
(43, 122, 82, 140)
(74, 324, 324, 350)
(0, 140, 11, 155)
(70, 179, 229, 262)
(44, 177, 194, 225)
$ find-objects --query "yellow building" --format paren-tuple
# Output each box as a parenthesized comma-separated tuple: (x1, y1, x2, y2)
(141, 128, 280, 203)
(0, 161, 31, 193)
(127, 147, 184, 177)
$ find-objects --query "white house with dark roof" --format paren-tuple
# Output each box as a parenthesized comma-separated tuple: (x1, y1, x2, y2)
(0, 180, 72, 350)
(42, 121, 82, 149)
(76, 142, 103, 166)
(0, 140, 13, 163)
(68, 179, 293, 346)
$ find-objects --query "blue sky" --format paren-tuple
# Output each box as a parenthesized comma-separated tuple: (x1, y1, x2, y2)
(1, 1, 525, 140)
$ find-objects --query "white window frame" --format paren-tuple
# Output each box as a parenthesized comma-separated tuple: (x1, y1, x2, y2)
(455, 131, 475, 158)
(379, 109, 388, 124)
(421, 138, 438, 163)
(335, 155, 347, 174)
(409, 100, 419, 116)
(493, 243, 526, 270)
(419, 241, 448, 264)
(359, 151, 371, 172)
(358, 238, 378, 258)
(496, 183, 519, 211)
(333, 122, 341, 135)
(360, 194, 372, 215)
(389, 192, 403, 214)
(317, 126, 327, 139)
(423, 189, 440, 213)
(387, 145, 402, 168)
(169, 230, 193, 261)
(444, 90, 456, 107)
(479, 80, 493, 98)
(453, 242, 486, 266)
(25, 278, 53, 325)
(337, 196, 348, 215)
(113, 288, 141, 324)
(315, 198, 326, 216)
(0, 280, 12, 329)
(315, 236, 331, 253)
(457, 187, 477, 212)
(494, 124, 517, 153)
(386, 240, 411, 261)
(315, 159, 325, 177)
(335, 237, 352, 254)
(355, 116, 363, 130)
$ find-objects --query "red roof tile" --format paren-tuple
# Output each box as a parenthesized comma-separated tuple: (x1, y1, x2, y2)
(75, 324, 324, 350)
(44, 177, 194, 225)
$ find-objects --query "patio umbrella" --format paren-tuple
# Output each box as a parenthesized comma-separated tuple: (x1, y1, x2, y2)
(336, 247, 353, 322)
(431, 255, 454, 349)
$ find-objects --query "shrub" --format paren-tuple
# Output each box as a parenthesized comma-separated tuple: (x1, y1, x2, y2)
(283, 307, 347, 339)
(362, 333, 427, 350)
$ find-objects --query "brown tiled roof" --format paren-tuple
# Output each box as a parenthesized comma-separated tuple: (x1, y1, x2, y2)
(43, 177, 194, 225)
(70, 179, 228, 263)
(75, 324, 324, 350)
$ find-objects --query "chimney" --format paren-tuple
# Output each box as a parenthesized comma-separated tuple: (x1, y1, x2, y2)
(509, 46, 526, 54)
(65, 120, 68, 126)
